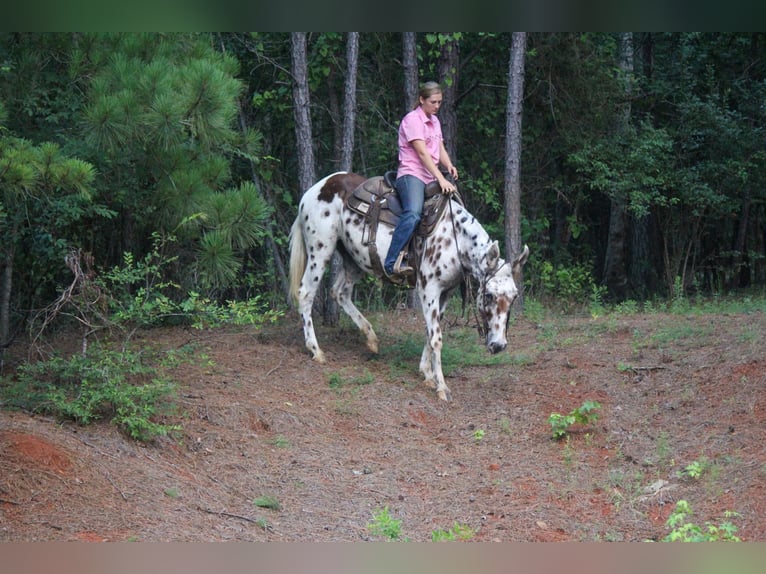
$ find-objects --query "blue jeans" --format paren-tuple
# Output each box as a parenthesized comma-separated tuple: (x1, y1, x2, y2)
(384, 175, 425, 274)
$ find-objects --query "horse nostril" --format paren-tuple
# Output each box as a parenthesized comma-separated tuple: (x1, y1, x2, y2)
(488, 341, 507, 354)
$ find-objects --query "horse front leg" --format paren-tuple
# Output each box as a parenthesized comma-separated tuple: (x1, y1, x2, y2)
(421, 317, 451, 402)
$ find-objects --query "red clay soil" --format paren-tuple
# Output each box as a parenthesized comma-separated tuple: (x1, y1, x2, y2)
(1, 306, 765, 542)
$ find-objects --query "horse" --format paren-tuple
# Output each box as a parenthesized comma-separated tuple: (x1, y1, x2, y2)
(288, 171, 529, 401)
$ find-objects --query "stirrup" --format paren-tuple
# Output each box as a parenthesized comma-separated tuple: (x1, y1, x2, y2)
(393, 251, 414, 276)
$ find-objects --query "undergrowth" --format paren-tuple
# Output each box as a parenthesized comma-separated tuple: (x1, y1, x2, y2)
(0, 346, 183, 441)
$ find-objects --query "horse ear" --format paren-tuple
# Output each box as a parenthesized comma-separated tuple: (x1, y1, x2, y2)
(512, 244, 530, 274)
(486, 241, 500, 271)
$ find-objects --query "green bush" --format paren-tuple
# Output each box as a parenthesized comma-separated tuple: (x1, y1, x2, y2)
(662, 500, 741, 542)
(548, 400, 602, 440)
(0, 348, 180, 441)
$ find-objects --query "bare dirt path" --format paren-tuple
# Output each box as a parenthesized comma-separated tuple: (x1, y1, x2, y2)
(2, 307, 765, 541)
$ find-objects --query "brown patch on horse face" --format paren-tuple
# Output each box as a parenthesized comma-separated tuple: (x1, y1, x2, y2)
(318, 173, 366, 203)
(496, 297, 510, 314)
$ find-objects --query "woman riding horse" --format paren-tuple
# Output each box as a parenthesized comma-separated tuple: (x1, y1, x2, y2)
(384, 81, 459, 280)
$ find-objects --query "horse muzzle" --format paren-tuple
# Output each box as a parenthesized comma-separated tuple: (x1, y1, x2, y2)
(487, 339, 507, 354)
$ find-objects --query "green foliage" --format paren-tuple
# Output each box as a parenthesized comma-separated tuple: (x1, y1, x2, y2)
(253, 496, 281, 510)
(3, 31, 766, 333)
(548, 400, 602, 440)
(271, 435, 290, 448)
(328, 369, 374, 389)
(661, 500, 741, 542)
(534, 260, 599, 311)
(100, 232, 283, 330)
(0, 347, 180, 441)
(382, 325, 525, 380)
(568, 120, 676, 217)
(431, 522, 475, 541)
(677, 457, 712, 481)
(367, 506, 405, 541)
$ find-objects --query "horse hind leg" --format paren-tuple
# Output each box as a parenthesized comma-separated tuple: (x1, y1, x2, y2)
(331, 259, 379, 354)
(296, 241, 339, 365)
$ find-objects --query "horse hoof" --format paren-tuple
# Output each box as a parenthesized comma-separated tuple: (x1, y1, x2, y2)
(367, 341, 379, 354)
(436, 388, 451, 401)
(313, 350, 327, 364)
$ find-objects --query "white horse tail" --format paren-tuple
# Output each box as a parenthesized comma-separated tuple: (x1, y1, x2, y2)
(288, 216, 306, 307)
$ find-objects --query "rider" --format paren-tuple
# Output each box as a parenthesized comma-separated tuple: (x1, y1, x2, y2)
(384, 81, 458, 279)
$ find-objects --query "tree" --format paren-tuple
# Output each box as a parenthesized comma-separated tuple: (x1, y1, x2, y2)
(402, 33, 418, 112)
(291, 32, 316, 192)
(326, 32, 360, 325)
(340, 33, 359, 172)
(504, 32, 527, 305)
(436, 33, 460, 162)
(602, 32, 634, 300)
(77, 34, 270, 294)
(0, 135, 97, 356)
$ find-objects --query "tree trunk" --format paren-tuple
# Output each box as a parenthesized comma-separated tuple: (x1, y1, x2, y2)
(603, 32, 633, 301)
(290, 33, 316, 192)
(402, 33, 418, 113)
(291, 32, 325, 317)
(340, 33, 359, 172)
(731, 190, 751, 288)
(326, 32, 360, 326)
(504, 32, 526, 307)
(437, 34, 459, 162)
(0, 246, 13, 355)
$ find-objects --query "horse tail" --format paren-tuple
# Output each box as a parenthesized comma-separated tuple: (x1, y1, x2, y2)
(288, 215, 306, 307)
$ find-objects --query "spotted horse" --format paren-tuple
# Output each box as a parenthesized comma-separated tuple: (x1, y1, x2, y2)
(288, 171, 529, 401)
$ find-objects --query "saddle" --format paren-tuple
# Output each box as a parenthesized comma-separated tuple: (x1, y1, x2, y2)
(346, 171, 463, 283)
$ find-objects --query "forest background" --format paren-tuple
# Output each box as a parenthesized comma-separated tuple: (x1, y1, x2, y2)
(1, 32, 765, 358)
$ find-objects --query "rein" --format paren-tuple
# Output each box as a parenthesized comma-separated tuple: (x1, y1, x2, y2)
(446, 197, 507, 339)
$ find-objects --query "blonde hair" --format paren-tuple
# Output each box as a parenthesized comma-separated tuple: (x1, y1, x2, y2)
(413, 81, 442, 110)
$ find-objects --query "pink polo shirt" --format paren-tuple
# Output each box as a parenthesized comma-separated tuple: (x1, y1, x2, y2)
(397, 106, 442, 183)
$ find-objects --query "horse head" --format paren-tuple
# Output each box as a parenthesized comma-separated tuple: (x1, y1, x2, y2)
(478, 243, 530, 354)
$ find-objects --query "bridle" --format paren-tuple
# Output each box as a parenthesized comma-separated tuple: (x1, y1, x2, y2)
(446, 197, 510, 340)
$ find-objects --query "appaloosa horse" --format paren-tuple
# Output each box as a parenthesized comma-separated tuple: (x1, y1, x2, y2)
(288, 171, 529, 401)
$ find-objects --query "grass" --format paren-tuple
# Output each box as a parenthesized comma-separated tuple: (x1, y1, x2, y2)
(328, 369, 374, 389)
(271, 435, 290, 448)
(253, 496, 281, 511)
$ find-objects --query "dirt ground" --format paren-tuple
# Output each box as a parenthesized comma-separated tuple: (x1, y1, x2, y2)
(1, 304, 765, 542)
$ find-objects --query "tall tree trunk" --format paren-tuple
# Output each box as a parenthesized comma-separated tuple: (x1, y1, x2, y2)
(402, 33, 418, 113)
(340, 33, 359, 172)
(291, 33, 316, 192)
(291, 32, 324, 317)
(0, 246, 13, 358)
(325, 32, 360, 326)
(603, 32, 633, 300)
(732, 190, 751, 288)
(437, 34, 459, 162)
(504, 32, 527, 307)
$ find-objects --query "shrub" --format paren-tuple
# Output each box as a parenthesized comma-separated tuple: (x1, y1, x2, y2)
(1, 347, 180, 441)
(662, 500, 741, 542)
(548, 400, 602, 440)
